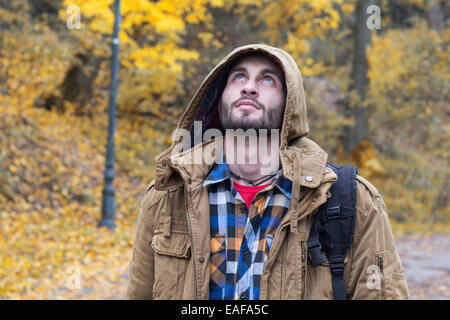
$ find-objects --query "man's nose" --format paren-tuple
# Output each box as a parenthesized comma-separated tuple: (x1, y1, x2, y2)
(241, 79, 258, 97)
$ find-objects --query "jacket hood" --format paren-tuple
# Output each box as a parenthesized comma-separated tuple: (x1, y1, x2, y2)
(153, 44, 330, 193)
(176, 43, 309, 150)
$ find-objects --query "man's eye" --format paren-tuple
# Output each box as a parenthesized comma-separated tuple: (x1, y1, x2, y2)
(234, 74, 245, 81)
(263, 76, 274, 84)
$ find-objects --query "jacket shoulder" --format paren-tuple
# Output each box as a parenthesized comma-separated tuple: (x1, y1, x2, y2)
(356, 175, 382, 198)
(355, 175, 387, 214)
(353, 174, 390, 242)
(141, 179, 166, 212)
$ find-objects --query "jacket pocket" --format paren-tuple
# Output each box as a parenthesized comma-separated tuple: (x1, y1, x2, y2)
(151, 232, 191, 299)
(210, 234, 226, 289)
(392, 272, 408, 299)
(375, 251, 409, 300)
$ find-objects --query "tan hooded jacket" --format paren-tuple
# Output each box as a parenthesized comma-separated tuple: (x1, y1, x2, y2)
(126, 44, 409, 300)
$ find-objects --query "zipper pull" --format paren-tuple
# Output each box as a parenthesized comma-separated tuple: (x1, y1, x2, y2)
(377, 253, 384, 272)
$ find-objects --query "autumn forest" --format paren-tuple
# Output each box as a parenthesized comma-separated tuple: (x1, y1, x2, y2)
(0, 0, 448, 299)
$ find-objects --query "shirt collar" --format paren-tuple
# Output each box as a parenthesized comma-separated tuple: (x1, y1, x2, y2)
(203, 149, 232, 187)
(203, 150, 292, 199)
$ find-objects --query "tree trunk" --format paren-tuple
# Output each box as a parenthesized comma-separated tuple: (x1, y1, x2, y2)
(343, 0, 374, 154)
(428, 1, 443, 31)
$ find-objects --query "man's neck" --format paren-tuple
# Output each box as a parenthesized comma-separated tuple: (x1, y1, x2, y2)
(224, 130, 280, 186)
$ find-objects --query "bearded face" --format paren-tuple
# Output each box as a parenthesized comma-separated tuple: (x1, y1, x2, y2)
(219, 54, 286, 131)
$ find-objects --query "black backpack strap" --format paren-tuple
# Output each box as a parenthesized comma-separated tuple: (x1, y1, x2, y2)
(307, 163, 357, 300)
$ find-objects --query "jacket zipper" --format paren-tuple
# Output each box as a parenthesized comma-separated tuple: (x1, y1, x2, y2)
(170, 159, 199, 300)
(184, 182, 198, 300)
(300, 241, 307, 299)
(377, 254, 384, 272)
(376, 253, 385, 299)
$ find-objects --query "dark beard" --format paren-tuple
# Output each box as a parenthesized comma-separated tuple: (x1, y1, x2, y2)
(218, 98, 283, 131)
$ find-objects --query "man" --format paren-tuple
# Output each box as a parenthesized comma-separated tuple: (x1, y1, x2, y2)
(126, 44, 409, 300)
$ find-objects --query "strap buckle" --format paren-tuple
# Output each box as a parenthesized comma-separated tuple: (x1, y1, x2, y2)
(308, 240, 327, 266)
(329, 255, 345, 275)
(326, 206, 341, 220)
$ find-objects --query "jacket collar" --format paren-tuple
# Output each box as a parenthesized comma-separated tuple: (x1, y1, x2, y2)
(153, 135, 332, 193)
(202, 149, 293, 200)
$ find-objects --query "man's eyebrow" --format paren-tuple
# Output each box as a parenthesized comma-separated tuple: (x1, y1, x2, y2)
(229, 66, 247, 75)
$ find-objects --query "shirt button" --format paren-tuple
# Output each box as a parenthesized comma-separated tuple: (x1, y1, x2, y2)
(198, 256, 205, 263)
(240, 292, 248, 300)
(305, 176, 314, 182)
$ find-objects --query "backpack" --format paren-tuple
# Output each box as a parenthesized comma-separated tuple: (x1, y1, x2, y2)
(307, 163, 358, 300)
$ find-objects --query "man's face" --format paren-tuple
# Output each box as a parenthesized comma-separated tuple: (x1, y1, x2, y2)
(218, 55, 286, 131)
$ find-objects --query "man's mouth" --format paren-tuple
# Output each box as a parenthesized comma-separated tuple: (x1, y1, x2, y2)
(236, 99, 260, 110)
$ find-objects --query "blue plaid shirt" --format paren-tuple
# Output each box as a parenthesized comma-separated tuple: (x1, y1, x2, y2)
(204, 151, 292, 300)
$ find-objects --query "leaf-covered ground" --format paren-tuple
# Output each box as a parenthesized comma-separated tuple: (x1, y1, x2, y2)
(0, 105, 148, 299)
(1, 105, 448, 299)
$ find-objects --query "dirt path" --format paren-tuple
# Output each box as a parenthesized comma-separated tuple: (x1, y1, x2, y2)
(395, 234, 450, 300)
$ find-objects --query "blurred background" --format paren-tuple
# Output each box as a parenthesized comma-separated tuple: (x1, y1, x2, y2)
(0, 0, 448, 299)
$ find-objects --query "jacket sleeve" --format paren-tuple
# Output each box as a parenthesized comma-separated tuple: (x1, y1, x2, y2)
(126, 181, 158, 300)
(346, 175, 409, 300)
